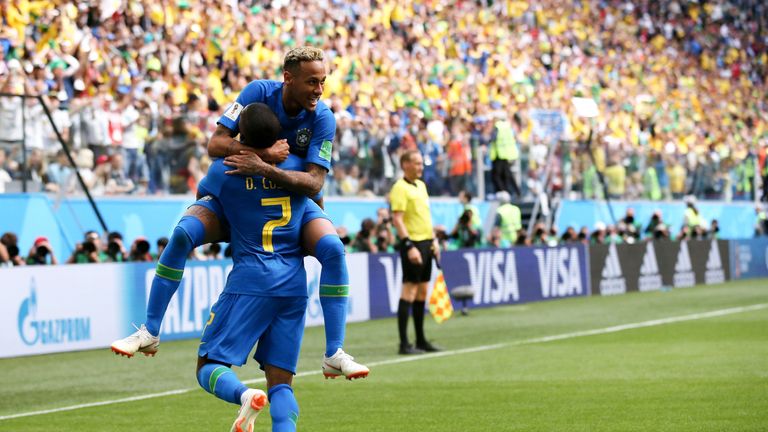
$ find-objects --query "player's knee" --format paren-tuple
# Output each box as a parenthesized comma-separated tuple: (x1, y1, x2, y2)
(314, 234, 345, 262)
(175, 216, 207, 249)
(195, 365, 209, 392)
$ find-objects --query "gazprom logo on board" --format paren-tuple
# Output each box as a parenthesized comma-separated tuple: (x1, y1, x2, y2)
(17, 278, 91, 346)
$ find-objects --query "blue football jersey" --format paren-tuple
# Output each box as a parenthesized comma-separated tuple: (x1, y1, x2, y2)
(199, 154, 309, 297)
(218, 80, 335, 172)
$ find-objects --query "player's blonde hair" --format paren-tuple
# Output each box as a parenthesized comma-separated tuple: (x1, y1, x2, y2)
(283, 46, 325, 73)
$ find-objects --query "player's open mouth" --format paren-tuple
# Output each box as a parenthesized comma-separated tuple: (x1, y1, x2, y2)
(309, 98, 319, 107)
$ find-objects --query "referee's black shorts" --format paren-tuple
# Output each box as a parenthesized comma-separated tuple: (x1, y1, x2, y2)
(400, 239, 434, 283)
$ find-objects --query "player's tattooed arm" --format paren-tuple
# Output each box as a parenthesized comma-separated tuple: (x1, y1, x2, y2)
(223, 153, 325, 197)
(207, 124, 289, 164)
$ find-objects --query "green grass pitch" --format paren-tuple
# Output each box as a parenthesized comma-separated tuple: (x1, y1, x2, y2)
(1, 279, 766, 431)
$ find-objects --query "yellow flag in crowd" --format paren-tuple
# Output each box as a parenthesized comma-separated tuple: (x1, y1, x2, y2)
(428, 272, 453, 324)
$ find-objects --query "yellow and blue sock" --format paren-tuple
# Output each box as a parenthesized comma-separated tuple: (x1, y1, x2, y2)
(268, 384, 299, 432)
(145, 216, 205, 336)
(315, 234, 349, 357)
(197, 363, 247, 405)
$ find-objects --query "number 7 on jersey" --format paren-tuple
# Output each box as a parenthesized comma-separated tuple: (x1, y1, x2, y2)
(261, 197, 291, 252)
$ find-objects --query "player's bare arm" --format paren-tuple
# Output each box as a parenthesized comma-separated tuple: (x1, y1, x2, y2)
(208, 124, 289, 164)
(223, 153, 325, 198)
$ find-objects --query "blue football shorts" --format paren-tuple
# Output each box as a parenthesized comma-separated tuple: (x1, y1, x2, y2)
(199, 293, 307, 374)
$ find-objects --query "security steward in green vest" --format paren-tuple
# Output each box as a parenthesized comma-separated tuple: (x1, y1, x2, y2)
(683, 200, 704, 238)
(493, 191, 522, 245)
(490, 116, 521, 198)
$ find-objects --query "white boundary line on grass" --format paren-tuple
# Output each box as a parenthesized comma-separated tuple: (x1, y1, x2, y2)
(1, 302, 766, 422)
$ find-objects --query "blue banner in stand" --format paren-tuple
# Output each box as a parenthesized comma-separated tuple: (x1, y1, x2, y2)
(529, 110, 566, 142)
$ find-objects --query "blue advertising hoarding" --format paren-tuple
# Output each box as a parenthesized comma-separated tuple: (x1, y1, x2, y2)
(730, 238, 768, 280)
(367, 244, 590, 319)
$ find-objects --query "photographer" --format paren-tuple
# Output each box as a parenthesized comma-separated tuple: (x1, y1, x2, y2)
(153, 237, 169, 260)
(105, 231, 128, 263)
(201, 242, 222, 260)
(375, 226, 395, 253)
(374, 207, 396, 249)
(25, 237, 58, 265)
(1, 232, 25, 266)
(129, 237, 154, 262)
(351, 218, 378, 253)
(67, 231, 105, 264)
(449, 209, 481, 249)
(652, 223, 671, 241)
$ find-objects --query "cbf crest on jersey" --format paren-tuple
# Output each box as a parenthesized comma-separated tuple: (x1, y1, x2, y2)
(296, 128, 312, 151)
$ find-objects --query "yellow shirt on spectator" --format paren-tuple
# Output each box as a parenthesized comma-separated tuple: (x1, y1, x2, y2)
(604, 164, 626, 196)
(668, 164, 686, 194)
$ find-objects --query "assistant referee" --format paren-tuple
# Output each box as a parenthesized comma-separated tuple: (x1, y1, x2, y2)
(390, 150, 440, 355)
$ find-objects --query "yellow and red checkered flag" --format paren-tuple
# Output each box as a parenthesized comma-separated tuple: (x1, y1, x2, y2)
(428, 271, 453, 323)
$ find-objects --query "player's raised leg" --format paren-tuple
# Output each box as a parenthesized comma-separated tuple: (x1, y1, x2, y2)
(301, 216, 369, 379)
(111, 204, 223, 357)
(197, 359, 267, 432)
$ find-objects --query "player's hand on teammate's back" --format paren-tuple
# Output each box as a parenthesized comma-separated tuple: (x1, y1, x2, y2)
(407, 247, 422, 266)
(263, 139, 289, 164)
(224, 151, 271, 176)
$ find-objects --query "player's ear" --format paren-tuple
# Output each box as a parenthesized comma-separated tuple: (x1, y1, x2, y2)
(283, 69, 293, 85)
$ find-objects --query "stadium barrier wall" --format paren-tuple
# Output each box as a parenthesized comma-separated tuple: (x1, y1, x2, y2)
(0, 255, 371, 358)
(1, 263, 127, 358)
(367, 244, 590, 319)
(0, 193, 489, 262)
(730, 237, 768, 280)
(1, 239, 752, 358)
(588, 240, 731, 296)
(557, 200, 757, 240)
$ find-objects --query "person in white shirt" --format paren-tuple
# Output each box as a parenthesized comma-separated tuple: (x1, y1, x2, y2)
(0, 149, 13, 193)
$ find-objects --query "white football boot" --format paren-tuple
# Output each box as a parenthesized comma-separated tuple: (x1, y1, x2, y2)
(322, 348, 370, 380)
(110, 324, 160, 357)
(231, 388, 268, 432)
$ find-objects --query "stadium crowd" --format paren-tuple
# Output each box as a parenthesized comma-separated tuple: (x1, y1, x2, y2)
(0, 0, 767, 201)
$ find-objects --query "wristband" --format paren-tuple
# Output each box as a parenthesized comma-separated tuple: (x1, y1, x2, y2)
(401, 238, 415, 250)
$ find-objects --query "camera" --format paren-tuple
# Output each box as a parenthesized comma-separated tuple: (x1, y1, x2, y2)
(135, 239, 150, 255)
(207, 243, 222, 255)
(35, 245, 49, 258)
(107, 241, 122, 257)
(82, 240, 97, 254)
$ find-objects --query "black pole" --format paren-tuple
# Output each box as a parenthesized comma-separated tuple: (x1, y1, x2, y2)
(37, 95, 109, 234)
(585, 127, 617, 225)
(21, 93, 27, 193)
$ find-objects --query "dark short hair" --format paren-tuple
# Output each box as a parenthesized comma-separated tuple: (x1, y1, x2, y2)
(240, 103, 282, 149)
(400, 150, 420, 167)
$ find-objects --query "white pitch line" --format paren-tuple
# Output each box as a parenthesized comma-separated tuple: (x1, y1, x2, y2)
(1, 302, 766, 422)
